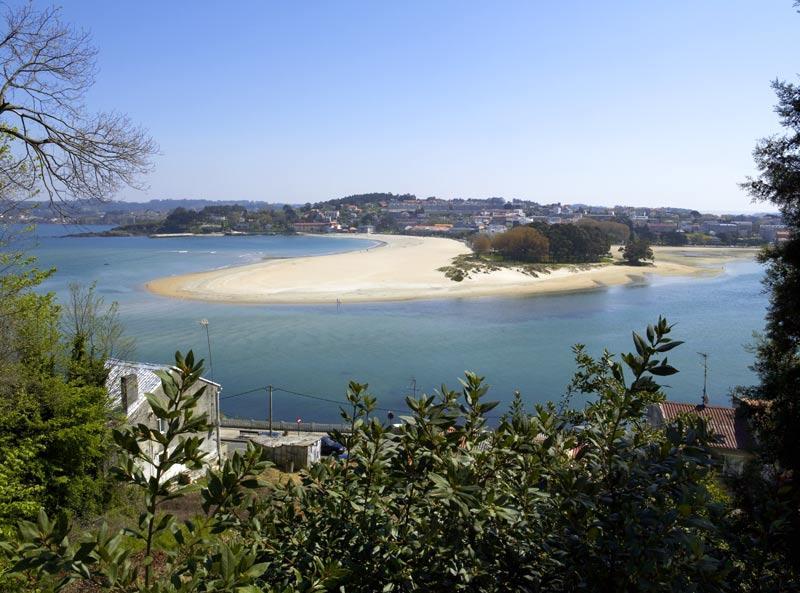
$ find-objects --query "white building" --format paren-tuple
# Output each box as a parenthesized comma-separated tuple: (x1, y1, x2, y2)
(484, 223, 508, 235)
(105, 359, 222, 480)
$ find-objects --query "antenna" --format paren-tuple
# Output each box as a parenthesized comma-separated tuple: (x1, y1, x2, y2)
(410, 377, 417, 398)
(697, 352, 709, 406)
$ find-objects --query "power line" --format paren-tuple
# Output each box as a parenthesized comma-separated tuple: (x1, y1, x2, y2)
(273, 386, 396, 413)
(219, 382, 504, 421)
(219, 383, 396, 413)
(220, 386, 266, 401)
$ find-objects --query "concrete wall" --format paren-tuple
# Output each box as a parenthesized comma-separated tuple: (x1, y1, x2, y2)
(253, 436, 322, 472)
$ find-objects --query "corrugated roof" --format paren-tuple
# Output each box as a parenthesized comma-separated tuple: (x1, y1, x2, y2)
(657, 401, 753, 451)
(105, 359, 170, 415)
(105, 358, 221, 417)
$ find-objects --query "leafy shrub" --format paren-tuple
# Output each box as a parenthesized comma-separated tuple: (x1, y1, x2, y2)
(620, 237, 654, 265)
(492, 226, 549, 262)
(2, 319, 796, 591)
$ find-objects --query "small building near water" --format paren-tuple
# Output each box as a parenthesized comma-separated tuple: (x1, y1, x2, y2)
(251, 434, 322, 472)
(647, 401, 756, 475)
(105, 358, 222, 480)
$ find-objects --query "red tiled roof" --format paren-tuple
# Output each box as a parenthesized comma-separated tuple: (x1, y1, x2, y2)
(658, 402, 753, 451)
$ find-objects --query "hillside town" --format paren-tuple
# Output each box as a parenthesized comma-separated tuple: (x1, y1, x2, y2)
(6, 194, 789, 245)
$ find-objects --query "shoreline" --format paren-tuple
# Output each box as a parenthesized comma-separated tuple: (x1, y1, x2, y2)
(145, 234, 760, 305)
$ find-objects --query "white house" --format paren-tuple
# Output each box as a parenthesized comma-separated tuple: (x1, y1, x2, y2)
(105, 359, 222, 480)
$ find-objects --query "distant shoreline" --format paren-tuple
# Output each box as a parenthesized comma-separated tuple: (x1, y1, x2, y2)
(64, 229, 294, 238)
(145, 234, 760, 305)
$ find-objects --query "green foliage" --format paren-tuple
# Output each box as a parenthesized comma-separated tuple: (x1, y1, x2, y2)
(2, 351, 272, 592)
(442, 266, 466, 282)
(620, 236, 654, 265)
(0, 340, 114, 527)
(742, 79, 800, 473)
(7, 319, 794, 591)
(470, 232, 492, 255)
(528, 221, 613, 263)
(661, 230, 689, 246)
(438, 253, 550, 282)
(321, 192, 415, 209)
(0, 439, 43, 538)
(491, 226, 550, 261)
(0, 247, 116, 533)
(63, 281, 134, 388)
(735, 76, 800, 577)
(110, 350, 225, 589)
(115, 203, 299, 235)
(575, 217, 631, 243)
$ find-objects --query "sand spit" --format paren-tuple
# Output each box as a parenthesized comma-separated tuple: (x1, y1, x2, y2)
(146, 234, 759, 305)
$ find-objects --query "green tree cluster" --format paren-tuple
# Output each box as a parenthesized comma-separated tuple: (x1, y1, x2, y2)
(547, 222, 610, 262)
(526, 221, 613, 263)
(575, 217, 631, 243)
(620, 237, 654, 266)
(471, 233, 492, 255)
(5, 320, 796, 591)
(491, 226, 549, 261)
(661, 230, 689, 246)
(0, 248, 118, 537)
(732, 76, 800, 574)
(484, 223, 613, 263)
(115, 204, 298, 235)
(741, 79, 800, 473)
(319, 192, 416, 209)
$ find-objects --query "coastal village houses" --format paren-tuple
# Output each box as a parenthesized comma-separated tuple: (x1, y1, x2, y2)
(105, 359, 222, 480)
(647, 400, 756, 475)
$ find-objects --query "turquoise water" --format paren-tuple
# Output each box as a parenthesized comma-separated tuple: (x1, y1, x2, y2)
(15, 225, 768, 423)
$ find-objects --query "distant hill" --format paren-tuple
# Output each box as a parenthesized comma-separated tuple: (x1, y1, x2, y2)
(16, 199, 292, 216)
(141, 199, 290, 212)
(313, 193, 416, 208)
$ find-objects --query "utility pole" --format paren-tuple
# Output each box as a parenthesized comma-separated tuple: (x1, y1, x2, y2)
(268, 385, 273, 436)
(410, 377, 417, 398)
(698, 352, 709, 406)
(200, 319, 214, 379)
(199, 319, 221, 464)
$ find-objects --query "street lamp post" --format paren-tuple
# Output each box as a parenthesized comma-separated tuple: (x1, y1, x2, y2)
(200, 319, 221, 464)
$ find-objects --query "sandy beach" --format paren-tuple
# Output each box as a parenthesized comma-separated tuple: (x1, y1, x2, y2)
(146, 234, 759, 304)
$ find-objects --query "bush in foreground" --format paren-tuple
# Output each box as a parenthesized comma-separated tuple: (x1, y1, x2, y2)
(1, 319, 797, 592)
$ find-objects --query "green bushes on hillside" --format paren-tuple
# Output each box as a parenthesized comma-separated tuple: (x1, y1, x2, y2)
(4, 318, 797, 591)
(0, 252, 120, 536)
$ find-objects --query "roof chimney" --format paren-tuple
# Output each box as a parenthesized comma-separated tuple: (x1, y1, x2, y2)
(120, 374, 138, 414)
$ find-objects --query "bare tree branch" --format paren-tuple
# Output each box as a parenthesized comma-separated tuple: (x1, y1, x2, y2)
(62, 281, 135, 360)
(0, 2, 157, 213)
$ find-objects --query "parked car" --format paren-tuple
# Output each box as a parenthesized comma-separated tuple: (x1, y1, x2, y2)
(321, 435, 346, 456)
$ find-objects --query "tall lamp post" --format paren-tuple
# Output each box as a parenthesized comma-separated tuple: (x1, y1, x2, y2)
(200, 319, 221, 464)
(698, 352, 709, 407)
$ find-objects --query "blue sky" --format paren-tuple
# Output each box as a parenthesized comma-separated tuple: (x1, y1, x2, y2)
(49, 1, 800, 211)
